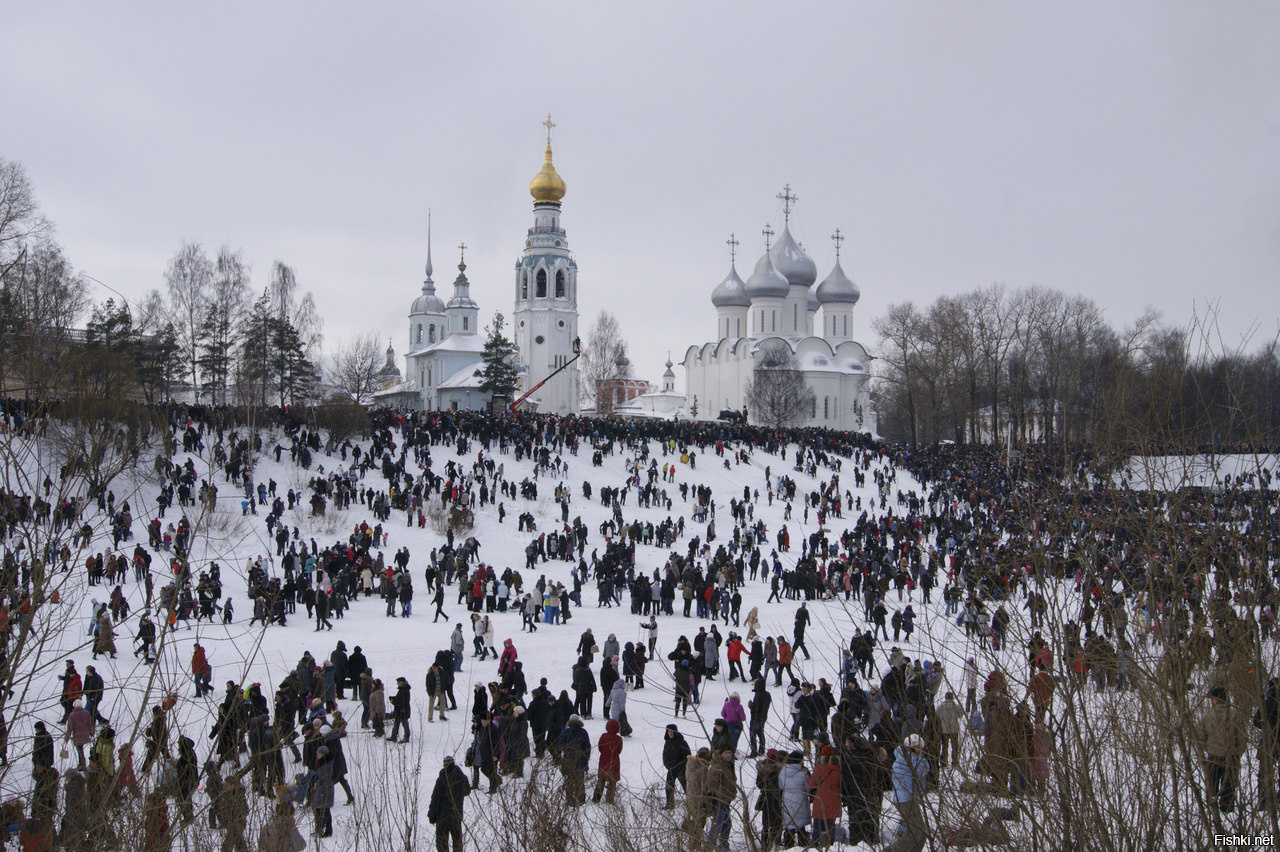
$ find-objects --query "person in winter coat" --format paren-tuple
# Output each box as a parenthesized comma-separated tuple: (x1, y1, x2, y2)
(93, 612, 117, 659)
(683, 747, 712, 839)
(720, 693, 746, 751)
(662, 724, 691, 809)
(369, 679, 387, 737)
(258, 785, 306, 852)
(726, 634, 746, 681)
(311, 745, 335, 838)
(778, 750, 812, 847)
(427, 755, 470, 852)
(592, 718, 624, 804)
(215, 771, 249, 852)
(498, 639, 518, 677)
(426, 664, 448, 723)
(471, 714, 501, 794)
(755, 750, 784, 849)
(601, 633, 620, 664)
(608, 679, 631, 736)
(390, 677, 412, 743)
(888, 734, 929, 852)
(840, 731, 889, 846)
(935, 691, 964, 767)
(746, 679, 773, 759)
(705, 749, 737, 850)
(501, 705, 531, 777)
(63, 702, 94, 770)
(556, 715, 591, 806)
(807, 745, 842, 848)
(1199, 685, 1246, 815)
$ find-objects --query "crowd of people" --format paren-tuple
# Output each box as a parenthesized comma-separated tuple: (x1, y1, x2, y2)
(0, 398, 1276, 851)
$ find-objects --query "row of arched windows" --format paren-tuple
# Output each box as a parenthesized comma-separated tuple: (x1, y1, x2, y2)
(520, 268, 568, 300)
(415, 323, 438, 345)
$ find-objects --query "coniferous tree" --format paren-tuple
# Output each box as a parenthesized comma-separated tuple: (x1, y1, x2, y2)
(477, 311, 518, 402)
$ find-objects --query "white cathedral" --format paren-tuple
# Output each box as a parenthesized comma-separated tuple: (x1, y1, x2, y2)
(389, 120, 580, 414)
(681, 188, 875, 433)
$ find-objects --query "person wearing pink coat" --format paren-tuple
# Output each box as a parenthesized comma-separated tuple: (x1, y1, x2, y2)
(63, 702, 95, 769)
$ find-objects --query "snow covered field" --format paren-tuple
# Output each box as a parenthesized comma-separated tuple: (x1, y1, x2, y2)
(9, 419, 1273, 850)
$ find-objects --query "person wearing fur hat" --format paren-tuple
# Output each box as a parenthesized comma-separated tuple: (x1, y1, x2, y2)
(556, 714, 591, 806)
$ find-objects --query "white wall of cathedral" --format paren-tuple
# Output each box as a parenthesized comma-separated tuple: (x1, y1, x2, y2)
(821, 306, 854, 344)
(785, 287, 809, 336)
(716, 308, 748, 341)
(751, 299, 784, 336)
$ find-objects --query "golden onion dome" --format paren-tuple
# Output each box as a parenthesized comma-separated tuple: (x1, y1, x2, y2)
(529, 142, 567, 205)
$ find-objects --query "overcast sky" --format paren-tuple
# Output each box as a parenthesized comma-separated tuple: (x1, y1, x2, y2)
(4, 2, 1278, 388)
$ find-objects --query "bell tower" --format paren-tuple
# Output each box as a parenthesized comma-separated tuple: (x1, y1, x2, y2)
(513, 115, 579, 414)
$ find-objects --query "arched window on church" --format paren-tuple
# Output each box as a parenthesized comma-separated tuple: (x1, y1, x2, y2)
(521, 272, 529, 299)
(416, 324, 423, 344)
(736, 317, 741, 337)
(555, 270, 565, 298)
(824, 397, 829, 420)
(428, 325, 436, 343)
(843, 315, 848, 337)
(427, 366, 432, 387)
(536, 269, 547, 298)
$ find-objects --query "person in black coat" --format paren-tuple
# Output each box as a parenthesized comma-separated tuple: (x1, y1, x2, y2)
(32, 721, 54, 772)
(502, 706, 531, 777)
(520, 682, 545, 752)
(555, 715, 591, 806)
(748, 677, 772, 758)
(390, 677, 412, 743)
(572, 659, 596, 719)
(661, 723, 691, 809)
(839, 731, 889, 846)
(346, 645, 368, 693)
(427, 755, 470, 852)
(330, 642, 348, 699)
(547, 691, 573, 761)
(470, 715, 501, 794)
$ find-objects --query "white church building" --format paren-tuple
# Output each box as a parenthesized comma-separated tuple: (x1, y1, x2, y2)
(390, 119, 581, 413)
(681, 188, 875, 433)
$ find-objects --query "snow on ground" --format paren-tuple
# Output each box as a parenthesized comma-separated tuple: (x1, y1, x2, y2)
(8, 425, 1066, 849)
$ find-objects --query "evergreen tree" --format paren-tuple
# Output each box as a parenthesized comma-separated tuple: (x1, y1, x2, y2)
(477, 311, 518, 401)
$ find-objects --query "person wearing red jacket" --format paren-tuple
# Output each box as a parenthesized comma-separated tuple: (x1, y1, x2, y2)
(191, 643, 212, 697)
(806, 745, 842, 848)
(58, 662, 82, 723)
(726, 635, 746, 681)
(592, 719, 623, 804)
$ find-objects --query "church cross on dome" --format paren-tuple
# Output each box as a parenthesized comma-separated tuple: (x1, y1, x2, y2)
(457, 242, 467, 269)
(726, 233, 739, 264)
(777, 184, 798, 223)
(831, 228, 845, 259)
(543, 114, 556, 145)
(762, 223, 775, 250)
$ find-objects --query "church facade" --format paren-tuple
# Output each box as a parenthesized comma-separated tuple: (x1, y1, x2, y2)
(681, 189, 875, 433)
(393, 121, 580, 413)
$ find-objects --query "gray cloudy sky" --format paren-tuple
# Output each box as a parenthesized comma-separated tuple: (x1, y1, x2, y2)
(4, 2, 1278, 388)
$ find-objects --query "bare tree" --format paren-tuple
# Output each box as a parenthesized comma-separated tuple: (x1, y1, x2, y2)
(199, 245, 250, 405)
(0, 157, 51, 279)
(164, 242, 213, 400)
(579, 309, 628, 413)
(745, 344, 814, 428)
(329, 330, 386, 404)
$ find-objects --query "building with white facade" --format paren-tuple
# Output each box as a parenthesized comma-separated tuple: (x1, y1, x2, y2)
(390, 120, 581, 413)
(681, 188, 875, 432)
(511, 118, 580, 415)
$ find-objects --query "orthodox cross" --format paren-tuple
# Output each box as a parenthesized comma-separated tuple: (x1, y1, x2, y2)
(543, 114, 556, 145)
(458, 242, 466, 263)
(762, 223, 775, 250)
(777, 184, 798, 223)
(831, 228, 845, 259)
(726, 233, 740, 264)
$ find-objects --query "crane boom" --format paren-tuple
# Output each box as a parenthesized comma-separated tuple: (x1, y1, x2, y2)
(508, 337, 581, 413)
